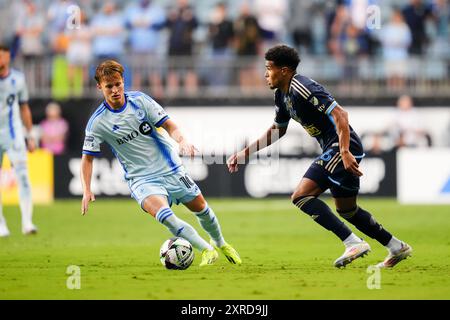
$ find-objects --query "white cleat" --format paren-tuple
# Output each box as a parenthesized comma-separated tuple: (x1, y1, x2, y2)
(22, 225, 38, 235)
(376, 243, 412, 269)
(334, 241, 371, 268)
(0, 224, 11, 238)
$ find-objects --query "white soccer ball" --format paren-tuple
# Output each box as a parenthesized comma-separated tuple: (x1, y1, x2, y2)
(159, 237, 195, 270)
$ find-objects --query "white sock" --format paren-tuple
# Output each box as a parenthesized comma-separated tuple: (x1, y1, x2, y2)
(386, 236, 402, 253)
(343, 233, 363, 248)
(0, 195, 10, 236)
(195, 205, 225, 247)
(0, 193, 5, 225)
(155, 207, 213, 251)
(16, 164, 34, 230)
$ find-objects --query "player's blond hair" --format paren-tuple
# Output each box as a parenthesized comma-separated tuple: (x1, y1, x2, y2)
(94, 60, 124, 84)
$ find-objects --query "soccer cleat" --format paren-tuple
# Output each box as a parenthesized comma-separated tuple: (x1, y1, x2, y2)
(210, 240, 242, 265)
(199, 248, 219, 267)
(376, 243, 412, 269)
(22, 225, 38, 235)
(334, 241, 371, 268)
(0, 224, 10, 237)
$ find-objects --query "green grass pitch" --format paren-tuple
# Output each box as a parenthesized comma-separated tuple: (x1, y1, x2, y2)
(0, 198, 449, 299)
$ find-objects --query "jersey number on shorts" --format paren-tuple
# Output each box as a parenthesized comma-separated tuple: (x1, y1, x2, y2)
(179, 175, 194, 189)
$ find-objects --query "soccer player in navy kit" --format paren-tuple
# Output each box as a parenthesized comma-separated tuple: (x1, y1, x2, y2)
(227, 45, 412, 268)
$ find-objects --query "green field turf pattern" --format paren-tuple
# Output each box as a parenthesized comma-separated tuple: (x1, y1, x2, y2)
(0, 198, 449, 299)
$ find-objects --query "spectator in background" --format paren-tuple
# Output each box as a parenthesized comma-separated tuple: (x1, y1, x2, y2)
(391, 94, 431, 148)
(379, 9, 412, 91)
(0, 1, 24, 59)
(207, 2, 235, 92)
(47, 0, 74, 50)
(340, 23, 369, 80)
(90, 1, 128, 89)
(91, 1, 125, 62)
(429, 0, 450, 59)
(402, 0, 434, 55)
(125, 0, 165, 99)
(47, 0, 75, 100)
(40, 102, 69, 155)
(16, 0, 46, 90)
(17, 1, 45, 62)
(234, 1, 263, 92)
(166, 0, 199, 96)
(287, 0, 314, 54)
(327, 3, 348, 65)
(66, 11, 92, 97)
(254, 0, 288, 50)
(366, 94, 432, 153)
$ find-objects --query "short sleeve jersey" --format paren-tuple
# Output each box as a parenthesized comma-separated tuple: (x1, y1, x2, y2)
(82, 91, 182, 181)
(273, 74, 361, 151)
(0, 69, 29, 148)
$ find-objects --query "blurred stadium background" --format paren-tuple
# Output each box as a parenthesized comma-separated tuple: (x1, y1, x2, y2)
(1, 0, 448, 204)
(1, 0, 450, 301)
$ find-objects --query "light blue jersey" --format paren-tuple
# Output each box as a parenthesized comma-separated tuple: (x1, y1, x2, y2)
(0, 69, 29, 150)
(82, 91, 183, 182)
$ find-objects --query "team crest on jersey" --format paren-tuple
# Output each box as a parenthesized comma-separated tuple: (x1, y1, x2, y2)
(135, 109, 146, 120)
(309, 96, 319, 106)
(139, 121, 153, 135)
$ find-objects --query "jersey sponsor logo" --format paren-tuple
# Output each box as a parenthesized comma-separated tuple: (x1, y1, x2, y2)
(6, 94, 15, 105)
(115, 121, 152, 145)
(112, 124, 120, 132)
(116, 130, 139, 145)
(303, 124, 321, 137)
(139, 121, 152, 135)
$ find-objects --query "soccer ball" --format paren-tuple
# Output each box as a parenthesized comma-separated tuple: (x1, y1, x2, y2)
(159, 237, 195, 270)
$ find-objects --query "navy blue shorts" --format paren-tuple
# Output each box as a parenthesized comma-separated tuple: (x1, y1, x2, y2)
(303, 143, 365, 198)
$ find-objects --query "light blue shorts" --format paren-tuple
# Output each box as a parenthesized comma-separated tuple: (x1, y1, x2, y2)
(0, 139, 28, 167)
(129, 169, 201, 210)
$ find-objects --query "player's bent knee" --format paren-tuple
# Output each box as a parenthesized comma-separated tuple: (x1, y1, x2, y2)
(291, 191, 306, 202)
(292, 195, 316, 211)
(185, 194, 207, 212)
(336, 207, 359, 219)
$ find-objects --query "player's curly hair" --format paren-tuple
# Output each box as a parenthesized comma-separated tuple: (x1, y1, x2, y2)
(265, 45, 300, 71)
(95, 60, 124, 83)
(0, 44, 10, 52)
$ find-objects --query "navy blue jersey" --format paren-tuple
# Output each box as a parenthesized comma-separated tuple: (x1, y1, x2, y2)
(273, 74, 361, 151)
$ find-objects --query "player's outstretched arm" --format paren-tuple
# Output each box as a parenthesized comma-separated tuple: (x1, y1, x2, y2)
(161, 118, 198, 158)
(331, 105, 363, 177)
(80, 154, 96, 215)
(227, 124, 287, 173)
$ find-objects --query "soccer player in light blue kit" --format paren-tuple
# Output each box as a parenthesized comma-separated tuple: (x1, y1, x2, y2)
(0, 44, 37, 237)
(80, 60, 241, 266)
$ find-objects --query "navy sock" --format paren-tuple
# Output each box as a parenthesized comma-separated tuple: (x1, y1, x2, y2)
(337, 206, 392, 246)
(293, 196, 352, 241)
